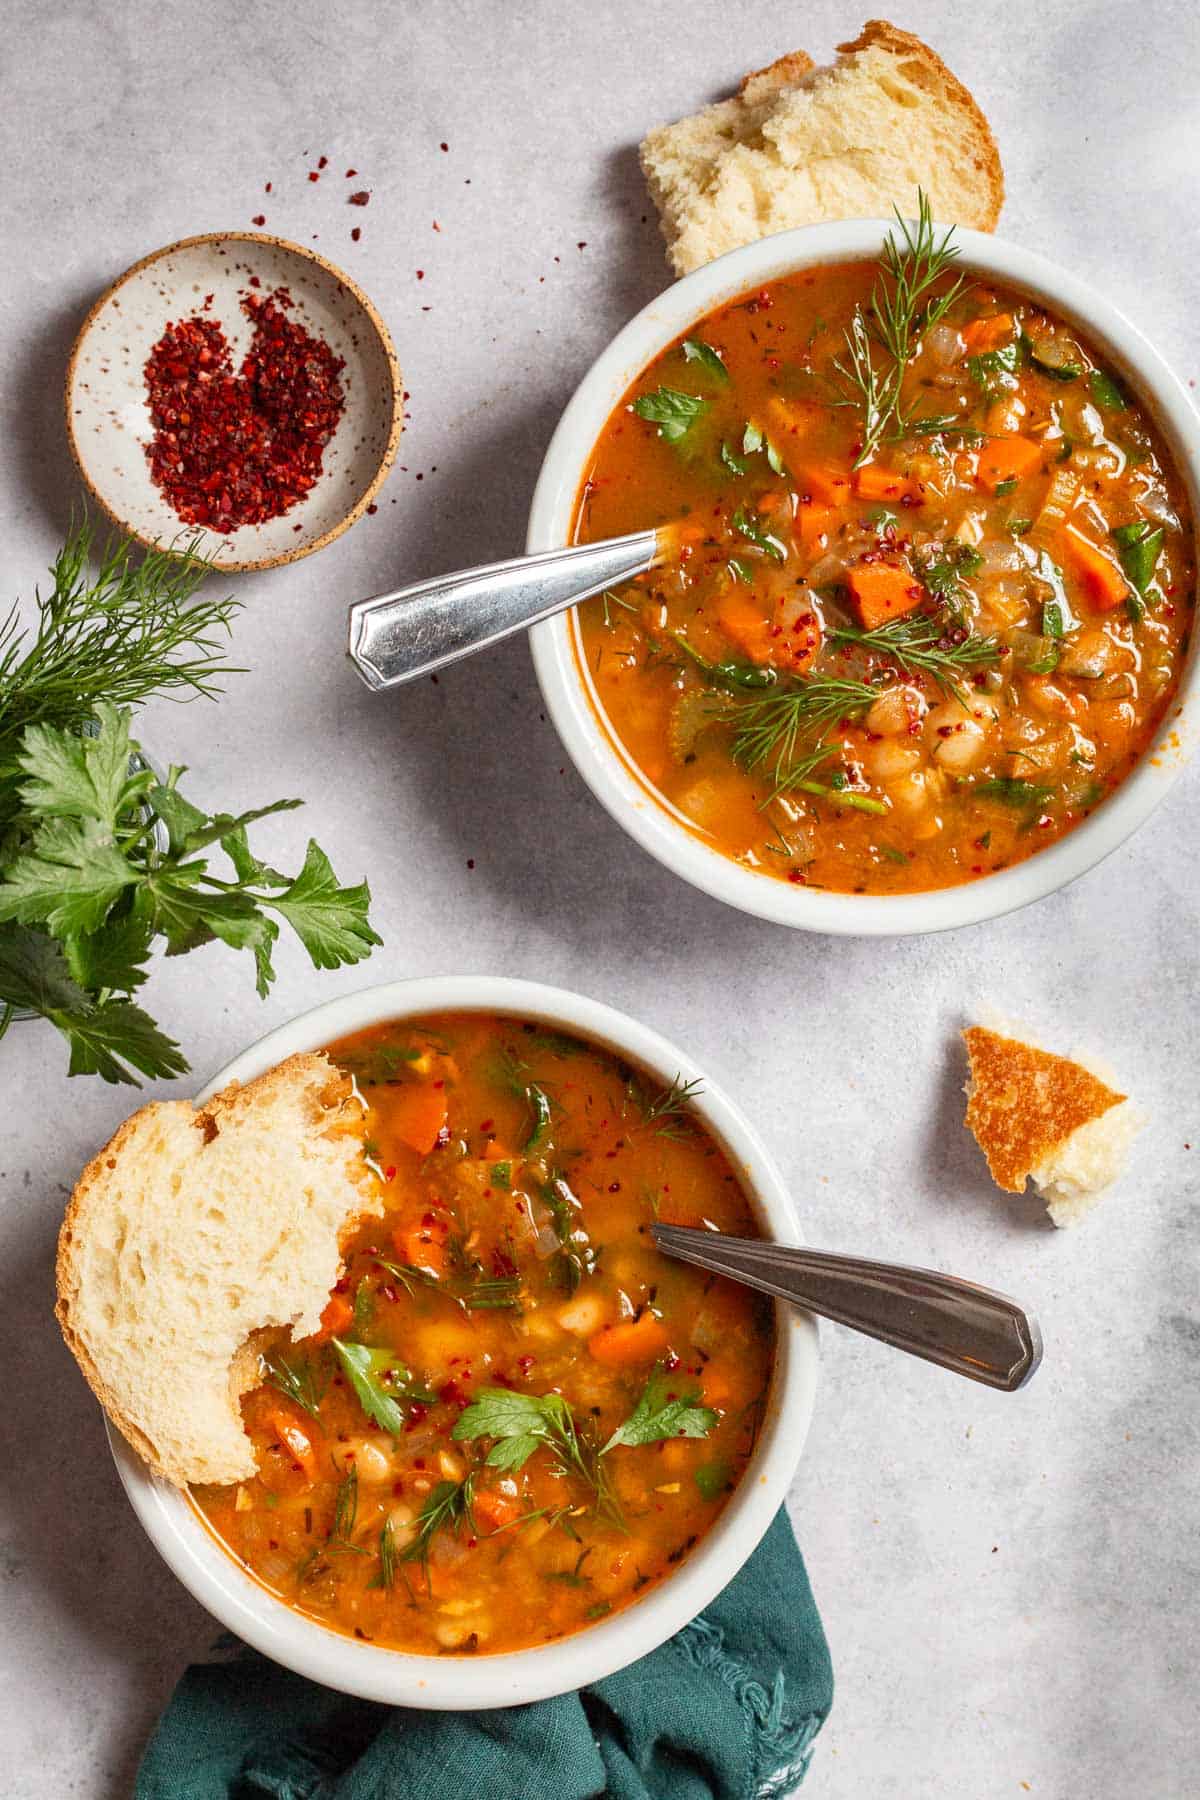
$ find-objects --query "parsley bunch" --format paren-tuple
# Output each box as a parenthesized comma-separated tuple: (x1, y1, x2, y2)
(0, 526, 380, 1083)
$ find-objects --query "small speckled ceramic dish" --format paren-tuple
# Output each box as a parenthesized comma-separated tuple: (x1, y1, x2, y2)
(65, 232, 402, 572)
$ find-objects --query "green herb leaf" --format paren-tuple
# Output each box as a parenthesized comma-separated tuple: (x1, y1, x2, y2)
(681, 339, 728, 380)
(1112, 521, 1164, 595)
(973, 778, 1055, 809)
(631, 387, 708, 443)
(0, 818, 139, 937)
(1089, 369, 1127, 411)
(454, 1388, 578, 1469)
(266, 841, 381, 972)
(719, 441, 748, 476)
(732, 507, 787, 563)
(695, 1459, 731, 1501)
(332, 1339, 428, 1435)
(602, 1362, 718, 1451)
(56, 997, 188, 1084)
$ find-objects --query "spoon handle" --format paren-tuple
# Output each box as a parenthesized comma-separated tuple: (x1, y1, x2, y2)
(347, 528, 662, 691)
(651, 1226, 1042, 1392)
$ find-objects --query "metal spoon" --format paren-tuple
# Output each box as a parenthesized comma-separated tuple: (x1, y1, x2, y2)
(347, 528, 662, 691)
(652, 1224, 1042, 1392)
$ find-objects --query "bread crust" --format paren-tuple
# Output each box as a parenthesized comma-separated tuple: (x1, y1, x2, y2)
(837, 20, 1004, 228)
(56, 1051, 377, 1486)
(962, 1027, 1125, 1194)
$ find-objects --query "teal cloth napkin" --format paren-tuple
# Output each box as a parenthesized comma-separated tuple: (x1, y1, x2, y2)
(135, 1511, 831, 1800)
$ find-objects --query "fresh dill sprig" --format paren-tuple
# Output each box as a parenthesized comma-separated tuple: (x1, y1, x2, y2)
(332, 1463, 359, 1540)
(397, 1474, 478, 1585)
(832, 192, 966, 466)
(637, 1074, 705, 1139)
(0, 519, 240, 767)
(724, 676, 880, 804)
(827, 615, 1000, 698)
(264, 1350, 328, 1422)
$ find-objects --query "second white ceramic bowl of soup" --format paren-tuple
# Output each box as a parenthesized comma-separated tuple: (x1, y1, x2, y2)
(528, 221, 1200, 935)
(107, 974, 818, 1708)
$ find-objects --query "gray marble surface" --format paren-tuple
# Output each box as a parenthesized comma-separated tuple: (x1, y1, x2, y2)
(2, 1, 1198, 1794)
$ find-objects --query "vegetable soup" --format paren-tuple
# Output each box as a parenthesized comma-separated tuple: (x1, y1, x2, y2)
(194, 1013, 775, 1655)
(574, 210, 1195, 893)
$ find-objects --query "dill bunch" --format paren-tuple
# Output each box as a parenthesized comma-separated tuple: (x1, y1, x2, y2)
(0, 519, 241, 770)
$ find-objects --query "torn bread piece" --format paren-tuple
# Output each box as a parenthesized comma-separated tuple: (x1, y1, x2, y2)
(962, 1026, 1144, 1227)
(641, 21, 1004, 277)
(56, 1052, 382, 1486)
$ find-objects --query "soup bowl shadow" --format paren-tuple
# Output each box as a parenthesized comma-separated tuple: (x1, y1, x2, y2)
(528, 220, 1200, 937)
(107, 974, 820, 1709)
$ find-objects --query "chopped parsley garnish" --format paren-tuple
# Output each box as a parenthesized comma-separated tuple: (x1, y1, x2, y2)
(631, 386, 708, 442)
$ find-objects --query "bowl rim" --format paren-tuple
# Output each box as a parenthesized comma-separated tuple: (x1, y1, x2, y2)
(64, 230, 403, 574)
(528, 220, 1200, 936)
(106, 973, 819, 1708)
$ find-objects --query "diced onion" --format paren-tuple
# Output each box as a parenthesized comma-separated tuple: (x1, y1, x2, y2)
(925, 322, 963, 367)
(973, 539, 1026, 577)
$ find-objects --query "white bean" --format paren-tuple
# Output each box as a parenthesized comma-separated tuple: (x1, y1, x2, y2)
(341, 1438, 394, 1484)
(555, 1290, 608, 1336)
(866, 685, 926, 736)
(864, 739, 923, 783)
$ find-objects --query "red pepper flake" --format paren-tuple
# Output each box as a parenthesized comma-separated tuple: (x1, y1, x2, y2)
(142, 286, 346, 533)
(349, 190, 370, 206)
(416, 269, 424, 280)
(318, 155, 328, 169)
(345, 168, 357, 178)
(440, 142, 448, 152)
(308, 170, 320, 182)
(432, 220, 440, 232)
(466, 858, 475, 870)
(265, 182, 272, 193)
(247, 275, 261, 287)
(366, 502, 377, 514)
(350, 227, 361, 242)
(251, 215, 266, 227)
(577, 241, 587, 249)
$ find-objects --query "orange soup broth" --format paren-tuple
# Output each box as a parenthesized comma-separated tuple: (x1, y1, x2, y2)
(194, 1013, 775, 1656)
(574, 261, 1195, 893)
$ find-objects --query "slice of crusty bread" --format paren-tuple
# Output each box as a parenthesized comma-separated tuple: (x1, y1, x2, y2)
(641, 21, 1004, 277)
(962, 1026, 1144, 1227)
(57, 1053, 381, 1487)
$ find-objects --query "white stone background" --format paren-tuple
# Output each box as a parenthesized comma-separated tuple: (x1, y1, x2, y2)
(1, 1, 1198, 1794)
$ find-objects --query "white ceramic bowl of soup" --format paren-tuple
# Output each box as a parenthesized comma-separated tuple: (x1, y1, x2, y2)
(528, 222, 1200, 935)
(108, 974, 818, 1708)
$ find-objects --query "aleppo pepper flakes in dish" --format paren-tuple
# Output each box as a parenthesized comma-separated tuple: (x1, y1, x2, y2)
(143, 286, 346, 532)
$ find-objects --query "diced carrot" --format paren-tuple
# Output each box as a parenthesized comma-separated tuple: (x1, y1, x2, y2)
(793, 465, 852, 506)
(717, 590, 774, 664)
(316, 1293, 354, 1340)
(796, 505, 835, 551)
(845, 564, 925, 631)
(266, 1406, 321, 1483)
(976, 436, 1044, 493)
(853, 464, 924, 504)
(387, 1083, 448, 1155)
(717, 591, 820, 674)
(472, 1488, 523, 1531)
(393, 1215, 450, 1278)
(1063, 524, 1128, 611)
(962, 313, 1015, 354)
(588, 1311, 670, 1367)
